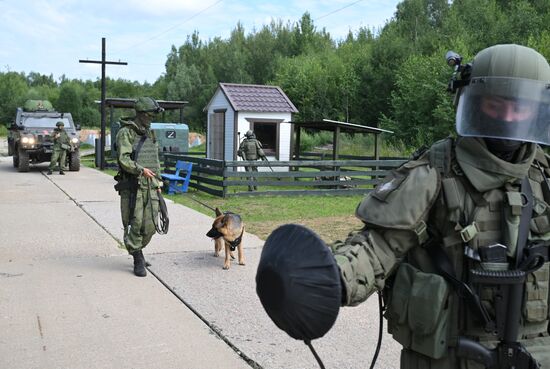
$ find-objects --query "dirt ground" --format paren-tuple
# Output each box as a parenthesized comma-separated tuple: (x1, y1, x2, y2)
(246, 214, 364, 244)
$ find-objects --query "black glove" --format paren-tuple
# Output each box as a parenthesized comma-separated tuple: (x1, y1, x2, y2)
(256, 224, 341, 341)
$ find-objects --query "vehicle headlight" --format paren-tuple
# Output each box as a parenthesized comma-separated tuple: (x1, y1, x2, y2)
(21, 136, 35, 144)
(71, 137, 79, 144)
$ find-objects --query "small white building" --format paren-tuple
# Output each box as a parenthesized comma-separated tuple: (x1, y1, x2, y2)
(203, 83, 298, 164)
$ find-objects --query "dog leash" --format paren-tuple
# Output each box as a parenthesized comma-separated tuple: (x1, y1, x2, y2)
(147, 178, 169, 235)
(189, 195, 218, 213)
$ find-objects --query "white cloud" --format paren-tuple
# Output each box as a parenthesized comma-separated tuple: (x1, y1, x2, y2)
(0, 0, 400, 83)
(126, 0, 209, 16)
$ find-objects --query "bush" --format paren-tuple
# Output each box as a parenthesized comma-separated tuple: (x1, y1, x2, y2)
(299, 131, 410, 158)
(299, 130, 333, 151)
(80, 106, 101, 127)
(0, 124, 7, 137)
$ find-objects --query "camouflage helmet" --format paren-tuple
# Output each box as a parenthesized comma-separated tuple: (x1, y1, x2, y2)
(245, 130, 255, 138)
(135, 97, 164, 114)
(456, 44, 550, 146)
(56, 121, 64, 127)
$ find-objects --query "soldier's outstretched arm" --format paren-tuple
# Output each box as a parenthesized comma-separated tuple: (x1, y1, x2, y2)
(332, 227, 418, 306)
(117, 129, 143, 175)
(332, 158, 440, 306)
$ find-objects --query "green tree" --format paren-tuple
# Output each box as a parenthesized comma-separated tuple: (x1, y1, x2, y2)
(0, 72, 28, 124)
(380, 49, 460, 148)
(80, 106, 101, 127)
(56, 83, 83, 122)
(274, 50, 358, 122)
(167, 63, 205, 131)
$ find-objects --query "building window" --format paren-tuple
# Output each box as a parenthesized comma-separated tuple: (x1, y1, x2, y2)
(253, 122, 277, 156)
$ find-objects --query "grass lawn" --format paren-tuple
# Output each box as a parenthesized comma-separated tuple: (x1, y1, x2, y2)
(83, 155, 366, 244)
(166, 189, 365, 243)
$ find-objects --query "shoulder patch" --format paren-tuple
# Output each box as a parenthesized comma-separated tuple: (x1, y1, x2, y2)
(356, 161, 441, 230)
(372, 172, 407, 202)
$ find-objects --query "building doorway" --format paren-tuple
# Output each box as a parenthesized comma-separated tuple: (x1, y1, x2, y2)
(252, 122, 278, 158)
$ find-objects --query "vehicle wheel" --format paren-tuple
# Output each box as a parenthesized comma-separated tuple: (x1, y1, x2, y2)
(69, 149, 80, 171)
(12, 152, 19, 168)
(7, 140, 13, 156)
(17, 147, 29, 172)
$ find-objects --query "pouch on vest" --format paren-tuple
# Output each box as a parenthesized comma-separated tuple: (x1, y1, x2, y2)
(386, 263, 451, 359)
(523, 262, 550, 323)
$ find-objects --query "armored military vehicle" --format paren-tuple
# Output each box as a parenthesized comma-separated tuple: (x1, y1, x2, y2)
(8, 100, 81, 172)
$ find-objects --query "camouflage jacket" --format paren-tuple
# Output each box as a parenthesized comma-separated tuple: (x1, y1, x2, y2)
(238, 138, 265, 160)
(332, 136, 550, 367)
(52, 129, 70, 150)
(116, 119, 162, 189)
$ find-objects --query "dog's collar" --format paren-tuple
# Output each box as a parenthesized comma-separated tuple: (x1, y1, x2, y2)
(227, 228, 245, 251)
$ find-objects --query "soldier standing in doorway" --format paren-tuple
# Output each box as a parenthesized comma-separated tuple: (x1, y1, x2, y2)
(238, 130, 266, 191)
(114, 97, 164, 277)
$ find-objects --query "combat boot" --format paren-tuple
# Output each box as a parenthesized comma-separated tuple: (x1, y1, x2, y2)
(47, 170, 52, 175)
(130, 250, 147, 277)
(59, 170, 65, 175)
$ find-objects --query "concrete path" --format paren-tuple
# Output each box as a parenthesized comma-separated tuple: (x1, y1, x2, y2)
(0, 156, 401, 369)
(0, 159, 249, 369)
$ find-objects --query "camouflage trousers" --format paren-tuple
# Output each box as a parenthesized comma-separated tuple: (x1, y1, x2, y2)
(49, 148, 67, 171)
(120, 188, 159, 252)
(245, 165, 258, 191)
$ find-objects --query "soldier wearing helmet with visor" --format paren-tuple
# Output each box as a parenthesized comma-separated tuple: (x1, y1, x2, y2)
(256, 44, 550, 369)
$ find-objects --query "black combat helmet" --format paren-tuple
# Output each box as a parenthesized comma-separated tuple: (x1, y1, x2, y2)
(456, 44, 550, 146)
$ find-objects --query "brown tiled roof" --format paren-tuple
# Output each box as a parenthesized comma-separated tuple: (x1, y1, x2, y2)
(219, 83, 298, 113)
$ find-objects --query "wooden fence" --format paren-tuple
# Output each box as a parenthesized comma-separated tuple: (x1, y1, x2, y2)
(163, 153, 407, 197)
(298, 151, 408, 161)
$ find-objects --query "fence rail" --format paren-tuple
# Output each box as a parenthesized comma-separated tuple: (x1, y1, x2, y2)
(163, 153, 407, 197)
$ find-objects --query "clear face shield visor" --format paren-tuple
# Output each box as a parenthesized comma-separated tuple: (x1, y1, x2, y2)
(456, 77, 550, 146)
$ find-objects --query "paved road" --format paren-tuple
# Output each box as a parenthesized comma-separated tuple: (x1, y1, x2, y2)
(0, 156, 401, 369)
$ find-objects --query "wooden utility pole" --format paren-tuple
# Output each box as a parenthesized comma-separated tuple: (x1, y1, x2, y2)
(79, 37, 127, 170)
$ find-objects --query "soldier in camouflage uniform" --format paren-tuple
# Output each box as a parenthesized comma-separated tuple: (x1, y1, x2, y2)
(329, 44, 550, 368)
(115, 97, 164, 277)
(238, 130, 265, 191)
(47, 121, 70, 175)
(258, 44, 550, 368)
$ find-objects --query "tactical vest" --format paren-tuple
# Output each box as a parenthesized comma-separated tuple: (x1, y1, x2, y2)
(384, 138, 550, 365)
(53, 129, 70, 149)
(125, 128, 160, 174)
(429, 138, 549, 340)
(242, 139, 259, 160)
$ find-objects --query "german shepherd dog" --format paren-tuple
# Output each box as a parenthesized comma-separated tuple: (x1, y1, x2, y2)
(206, 208, 245, 270)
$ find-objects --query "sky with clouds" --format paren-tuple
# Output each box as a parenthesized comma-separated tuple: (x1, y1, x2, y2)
(0, 0, 401, 84)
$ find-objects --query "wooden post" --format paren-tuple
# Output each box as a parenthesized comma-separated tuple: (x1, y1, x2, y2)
(294, 128, 301, 176)
(79, 37, 127, 170)
(374, 134, 379, 160)
(333, 126, 340, 160)
(374, 133, 380, 182)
